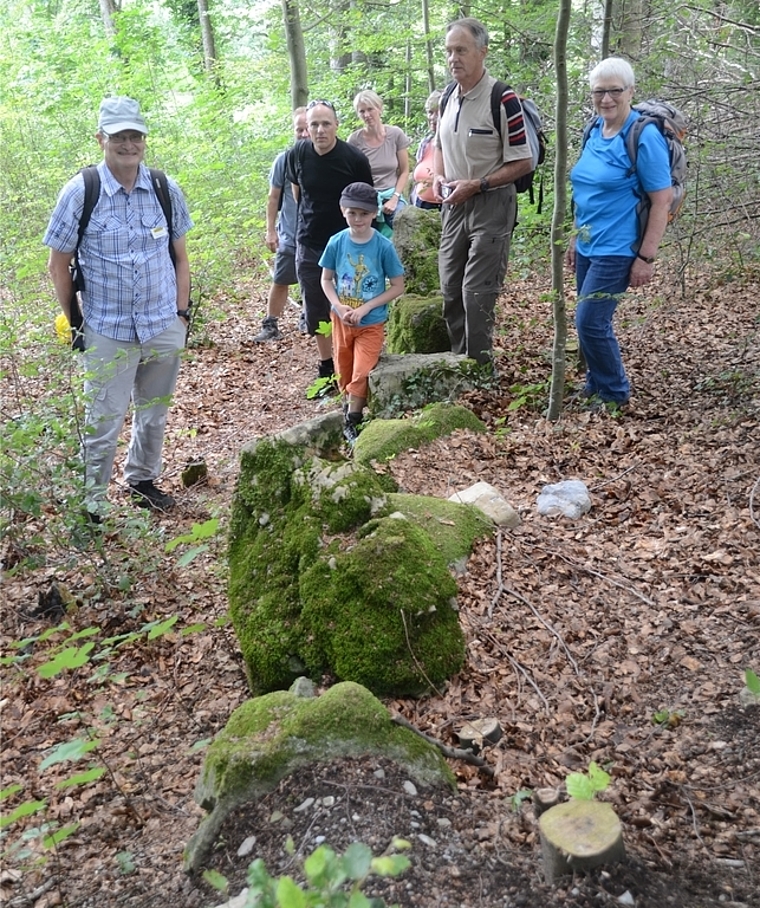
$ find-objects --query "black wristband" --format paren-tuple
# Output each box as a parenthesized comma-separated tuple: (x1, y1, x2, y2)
(636, 253, 655, 264)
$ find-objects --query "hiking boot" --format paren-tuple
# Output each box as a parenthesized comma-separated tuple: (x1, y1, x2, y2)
(253, 316, 282, 343)
(129, 480, 176, 512)
(343, 413, 363, 445)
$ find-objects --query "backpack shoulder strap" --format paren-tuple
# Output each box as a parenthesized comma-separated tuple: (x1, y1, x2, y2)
(439, 81, 457, 118)
(490, 80, 510, 138)
(77, 166, 100, 250)
(149, 168, 177, 269)
(581, 117, 602, 150)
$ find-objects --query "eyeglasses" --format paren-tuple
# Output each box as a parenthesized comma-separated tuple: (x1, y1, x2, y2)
(103, 132, 146, 144)
(590, 87, 629, 99)
(307, 99, 335, 111)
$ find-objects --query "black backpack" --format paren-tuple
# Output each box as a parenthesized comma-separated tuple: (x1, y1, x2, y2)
(439, 80, 548, 210)
(68, 166, 175, 349)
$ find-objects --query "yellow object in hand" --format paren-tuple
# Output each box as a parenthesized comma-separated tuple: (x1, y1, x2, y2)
(55, 313, 71, 343)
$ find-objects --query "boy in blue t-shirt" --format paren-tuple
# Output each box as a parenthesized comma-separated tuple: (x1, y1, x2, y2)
(319, 182, 404, 443)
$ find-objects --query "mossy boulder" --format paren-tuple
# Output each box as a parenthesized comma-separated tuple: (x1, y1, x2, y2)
(386, 294, 449, 355)
(355, 402, 486, 464)
(391, 205, 442, 296)
(375, 494, 493, 570)
(228, 414, 468, 697)
(299, 517, 466, 696)
(185, 680, 455, 872)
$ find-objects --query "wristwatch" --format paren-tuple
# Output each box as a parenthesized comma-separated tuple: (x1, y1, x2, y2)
(636, 253, 655, 264)
(177, 308, 191, 319)
(480, 177, 490, 194)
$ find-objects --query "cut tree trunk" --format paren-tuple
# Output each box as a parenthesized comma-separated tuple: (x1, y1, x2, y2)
(539, 800, 625, 883)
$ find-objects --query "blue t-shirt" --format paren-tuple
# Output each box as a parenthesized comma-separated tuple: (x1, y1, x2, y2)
(319, 229, 404, 327)
(571, 111, 671, 257)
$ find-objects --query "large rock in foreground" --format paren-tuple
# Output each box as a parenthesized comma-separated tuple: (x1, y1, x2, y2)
(229, 413, 487, 696)
(185, 680, 455, 872)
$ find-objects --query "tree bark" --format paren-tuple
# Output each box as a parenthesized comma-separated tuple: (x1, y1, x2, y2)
(197, 0, 218, 77)
(282, 0, 308, 108)
(98, 0, 117, 37)
(547, 0, 572, 421)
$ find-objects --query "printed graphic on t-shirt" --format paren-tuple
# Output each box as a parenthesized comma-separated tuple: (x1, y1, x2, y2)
(338, 252, 382, 308)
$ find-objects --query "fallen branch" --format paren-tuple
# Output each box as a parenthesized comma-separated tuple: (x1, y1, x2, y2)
(390, 713, 494, 776)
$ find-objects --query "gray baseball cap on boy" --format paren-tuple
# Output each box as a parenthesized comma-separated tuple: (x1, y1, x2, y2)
(340, 182, 378, 212)
(98, 97, 149, 135)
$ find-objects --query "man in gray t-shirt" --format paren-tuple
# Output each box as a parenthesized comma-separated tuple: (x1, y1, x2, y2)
(254, 107, 309, 342)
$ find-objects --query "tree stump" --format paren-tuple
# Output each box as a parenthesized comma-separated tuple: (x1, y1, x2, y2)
(532, 787, 561, 818)
(456, 718, 502, 754)
(539, 800, 625, 883)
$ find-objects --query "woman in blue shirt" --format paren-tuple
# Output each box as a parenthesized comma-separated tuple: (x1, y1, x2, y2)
(567, 58, 672, 406)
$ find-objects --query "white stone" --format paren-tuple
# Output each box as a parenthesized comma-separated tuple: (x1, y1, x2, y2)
(403, 780, 418, 796)
(448, 481, 520, 527)
(536, 480, 591, 519)
(294, 797, 315, 813)
(417, 834, 437, 847)
(236, 835, 256, 857)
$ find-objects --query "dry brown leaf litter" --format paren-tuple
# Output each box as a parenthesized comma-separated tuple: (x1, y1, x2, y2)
(1, 270, 759, 908)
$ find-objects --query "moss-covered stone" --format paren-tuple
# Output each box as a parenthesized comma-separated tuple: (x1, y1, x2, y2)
(228, 411, 478, 698)
(367, 354, 483, 419)
(391, 206, 442, 297)
(386, 295, 450, 355)
(186, 681, 455, 872)
(374, 494, 493, 567)
(355, 402, 486, 464)
(299, 518, 465, 696)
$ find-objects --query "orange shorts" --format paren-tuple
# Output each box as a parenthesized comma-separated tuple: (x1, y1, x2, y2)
(330, 316, 385, 400)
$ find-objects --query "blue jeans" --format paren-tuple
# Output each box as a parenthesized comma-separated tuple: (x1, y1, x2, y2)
(575, 253, 633, 403)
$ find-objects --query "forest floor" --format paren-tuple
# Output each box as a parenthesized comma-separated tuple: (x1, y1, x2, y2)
(1, 265, 759, 908)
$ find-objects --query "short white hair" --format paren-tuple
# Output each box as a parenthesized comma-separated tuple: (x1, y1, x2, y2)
(589, 57, 635, 89)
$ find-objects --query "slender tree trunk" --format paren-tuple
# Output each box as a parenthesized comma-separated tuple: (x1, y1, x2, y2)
(601, 0, 613, 58)
(616, 0, 645, 58)
(282, 0, 308, 108)
(547, 0, 572, 421)
(197, 0, 218, 75)
(99, 0, 116, 37)
(421, 0, 435, 93)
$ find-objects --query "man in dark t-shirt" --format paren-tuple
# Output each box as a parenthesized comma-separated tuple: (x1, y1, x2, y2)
(285, 100, 372, 396)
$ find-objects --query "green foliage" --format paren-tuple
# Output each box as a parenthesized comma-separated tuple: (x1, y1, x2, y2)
(566, 761, 611, 800)
(205, 839, 411, 908)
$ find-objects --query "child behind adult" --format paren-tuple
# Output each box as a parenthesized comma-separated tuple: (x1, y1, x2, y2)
(319, 182, 404, 443)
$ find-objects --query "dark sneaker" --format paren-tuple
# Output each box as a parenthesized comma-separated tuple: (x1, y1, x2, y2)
(343, 421, 360, 445)
(129, 480, 176, 512)
(253, 317, 282, 343)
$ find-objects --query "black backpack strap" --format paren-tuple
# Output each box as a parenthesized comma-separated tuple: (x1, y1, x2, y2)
(490, 81, 509, 139)
(439, 81, 456, 118)
(77, 166, 100, 250)
(148, 168, 176, 269)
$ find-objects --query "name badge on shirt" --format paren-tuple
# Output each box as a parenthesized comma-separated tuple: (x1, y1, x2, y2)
(151, 225, 168, 240)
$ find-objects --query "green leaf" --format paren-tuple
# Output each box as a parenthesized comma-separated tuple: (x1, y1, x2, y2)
(347, 892, 373, 908)
(202, 869, 229, 895)
(37, 642, 96, 678)
(0, 800, 47, 829)
(39, 737, 100, 770)
(43, 822, 80, 848)
(565, 772, 595, 800)
(275, 875, 306, 908)
(342, 841, 372, 880)
(145, 616, 179, 640)
(370, 854, 411, 877)
(0, 784, 23, 802)
(68, 626, 101, 642)
(55, 767, 106, 788)
(746, 668, 760, 694)
(177, 544, 209, 567)
(165, 518, 220, 552)
(587, 761, 611, 793)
